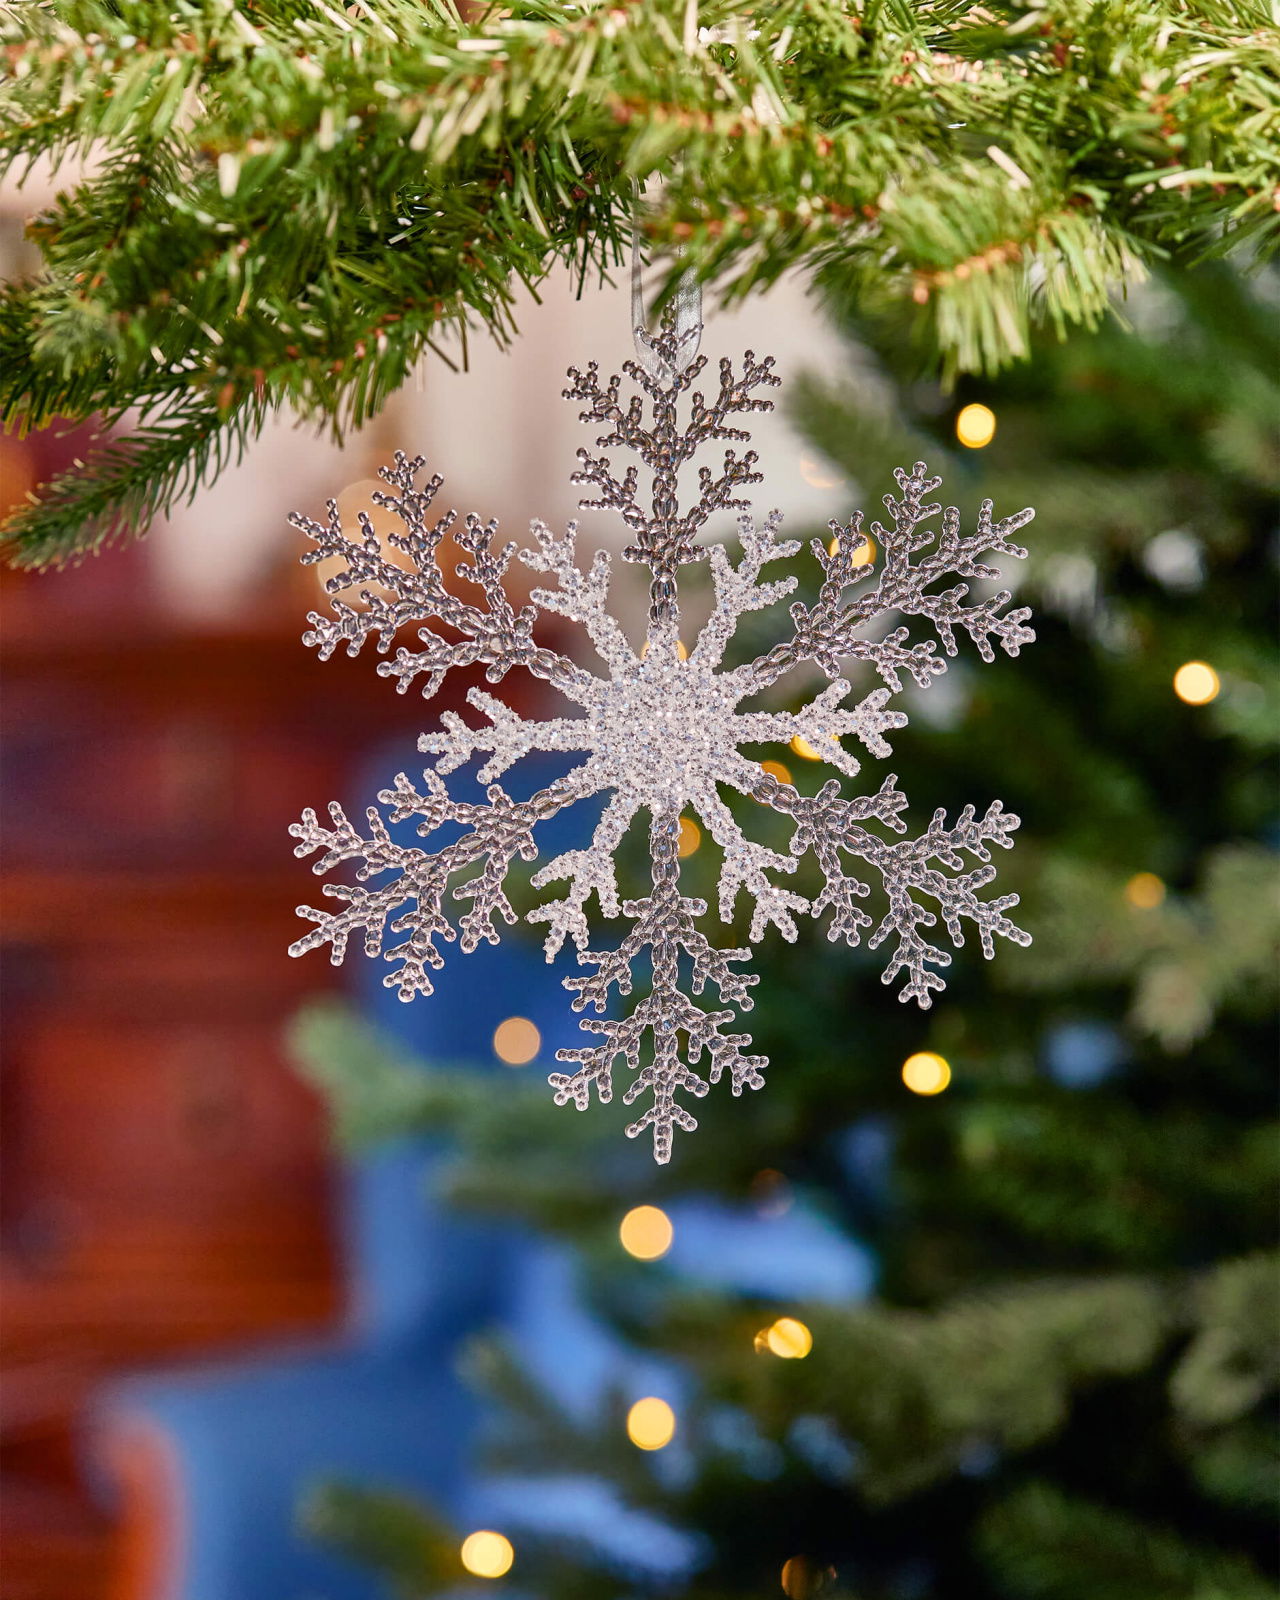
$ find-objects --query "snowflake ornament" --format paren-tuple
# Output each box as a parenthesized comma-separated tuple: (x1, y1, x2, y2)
(288, 317, 1035, 1162)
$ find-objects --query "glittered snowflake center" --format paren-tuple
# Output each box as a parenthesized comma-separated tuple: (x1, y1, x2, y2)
(594, 646, 736, 811)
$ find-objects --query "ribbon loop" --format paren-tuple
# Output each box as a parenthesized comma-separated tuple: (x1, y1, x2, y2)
(631, 226, 702, 381)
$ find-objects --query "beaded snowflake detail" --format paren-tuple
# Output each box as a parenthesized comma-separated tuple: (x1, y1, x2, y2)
(288, 322, 1035, 1162)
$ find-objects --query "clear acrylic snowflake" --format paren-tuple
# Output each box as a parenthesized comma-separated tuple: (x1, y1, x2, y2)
(288, 320, 1035, 1162)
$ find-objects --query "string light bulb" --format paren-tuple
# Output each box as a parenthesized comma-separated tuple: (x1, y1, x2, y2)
(901, 1051, 951, 1095)
(459, 1531, 514, 1579)
(627, 1396, 676, 1450)
(955, 403, 997, 449)
(1173, 660, 1219, 705)
(619, 1204, 673, 1260)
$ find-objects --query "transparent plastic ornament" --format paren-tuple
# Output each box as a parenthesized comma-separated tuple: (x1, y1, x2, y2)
(288, 310, 1034, 1161)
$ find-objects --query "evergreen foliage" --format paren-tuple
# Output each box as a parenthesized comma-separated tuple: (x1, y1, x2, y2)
(290, 260, 1278, 1598)
(2, 0, 1277, 566)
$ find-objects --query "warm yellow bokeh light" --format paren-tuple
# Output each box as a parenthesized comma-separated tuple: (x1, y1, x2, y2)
(955, 402, 997, 449)
(765, 1317, 814, 1359)
(641, 639, 689, 661)
(901, 1051, 952, 1095)
(619, 1204, 674, 1261)
(800, 452, 846, 491)
(828, 533, 876, 568)
(677, 817, 702, 858)
(790, 735, 823, 761)
(760, 759, 793, 786)
(627, 1396, 676, 1450)
(1124, 871, 1167, 910)
(1173, 660, 1220, 705)
(314, 480, 417, 600)
(492, 1016, 541, 1066)
(460, 1530, 514, 1579)
(750, 1167, 794, 1217)
(781, 1555, 836, 1598)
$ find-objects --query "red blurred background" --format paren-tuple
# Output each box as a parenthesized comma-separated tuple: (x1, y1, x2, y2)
(0, 415, 424, 1596)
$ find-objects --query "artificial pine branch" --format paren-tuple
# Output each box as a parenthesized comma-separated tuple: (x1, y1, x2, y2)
(0, 393, 271, 564)
(1, 0, 1276, 566)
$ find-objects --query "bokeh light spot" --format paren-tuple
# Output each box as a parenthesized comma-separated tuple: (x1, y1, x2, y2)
(1124, 872, 1166, 910)
(677, 817, 702, 858)
(760, 759, 793, 785)
(750, 1167, 794, 1217)
(766, 1317, 813, 1359)
(627, 1396, 676, 1450)
(460, 1531, 514, 1579)
(619, 1205, 673, 1260)
(800, 452, 846, 490)
(828, 533, 876, 567)
(790, 735, 823, 761)
(956, 403, 997, 449)
(902, 1051, 951, 1095)
(781, 1555, 837, 1598)
(1173, 660, 1219, 705)
(492, 1016, 540, 1066)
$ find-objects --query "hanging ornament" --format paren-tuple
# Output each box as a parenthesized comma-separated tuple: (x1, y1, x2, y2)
(287, 288, 1035, 1162)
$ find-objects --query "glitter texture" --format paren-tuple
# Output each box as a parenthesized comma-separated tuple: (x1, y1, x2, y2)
(288, 319, 1035, 1162)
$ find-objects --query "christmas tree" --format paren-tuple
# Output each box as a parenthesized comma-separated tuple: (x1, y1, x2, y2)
(4, 3, 1276, 1593)
(291, 259, 1279, 1598)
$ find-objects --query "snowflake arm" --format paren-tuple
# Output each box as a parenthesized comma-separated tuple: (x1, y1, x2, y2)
(564, 349, 780, 598)
(548, 815, 767, 1164)
(691, 783, 810, 943)
(422, 688, 594, 783)
(766, 776, 1030, 1006)
(732, 680, 908, 780)
(692, 510, 800, 671)
(528, 790, 636, 958)
(289, 770, 588, 1001)
(518, 518, 636, 678)
(749, 462, 1035, 693)
(292, 450, 586, 704)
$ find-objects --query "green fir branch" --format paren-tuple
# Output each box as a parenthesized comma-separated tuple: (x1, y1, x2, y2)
(0, 393, 269, 565)
(1, 0, 1277, 565)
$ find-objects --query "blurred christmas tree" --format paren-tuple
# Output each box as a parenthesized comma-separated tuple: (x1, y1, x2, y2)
(292, 261, 1279, 1600)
